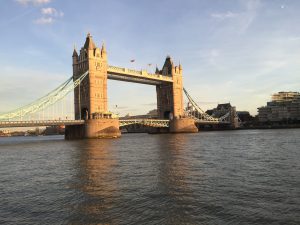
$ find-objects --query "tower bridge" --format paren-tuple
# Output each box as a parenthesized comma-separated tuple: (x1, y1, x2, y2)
(0, 33, 240, 138)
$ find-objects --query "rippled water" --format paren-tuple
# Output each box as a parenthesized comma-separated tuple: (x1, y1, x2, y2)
(0, 129, 299, 224)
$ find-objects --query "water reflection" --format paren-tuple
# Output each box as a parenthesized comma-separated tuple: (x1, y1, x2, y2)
(70, 139, 120, 224)
(1, 130, 300, 224)
(156, 134, 196, 224)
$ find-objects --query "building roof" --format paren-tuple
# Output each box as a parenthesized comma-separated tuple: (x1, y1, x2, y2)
(216, 103, 231, 110)
(72, 48, 78, 57)
(84, 33, 96, 50)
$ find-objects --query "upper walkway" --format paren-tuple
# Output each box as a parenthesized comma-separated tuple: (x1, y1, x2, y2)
(107, 65, 173, 85)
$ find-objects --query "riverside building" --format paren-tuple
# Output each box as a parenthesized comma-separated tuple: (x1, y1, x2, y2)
(258, 92, 300, 123)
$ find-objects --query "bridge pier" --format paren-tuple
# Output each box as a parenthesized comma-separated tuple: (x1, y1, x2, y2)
(85, 118, 121, 138)
(65, 116, 121, 139)
(65, 124, 85, 140)
(169, 118, 198, 133)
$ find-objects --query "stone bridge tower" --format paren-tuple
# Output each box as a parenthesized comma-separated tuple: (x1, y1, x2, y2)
(156, 56, 183, 119)
(156, 56, 198, 133)
(72, 33, 108, 120)
(67, 33, 120, 139)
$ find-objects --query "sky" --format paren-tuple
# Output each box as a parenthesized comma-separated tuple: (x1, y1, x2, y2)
(0, 0, 299, 116)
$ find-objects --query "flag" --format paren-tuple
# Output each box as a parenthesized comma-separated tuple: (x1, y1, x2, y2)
(130, 59, 135, 62)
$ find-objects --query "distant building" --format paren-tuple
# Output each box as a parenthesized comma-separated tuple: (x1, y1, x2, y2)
(147, 109, 158, 118)
(237, 111, 252, 121)
(121, 109, 158, 119)
(206, 103, 233, 117)
(237, 111, 255, 126)
(44, 126, 65, 135)
(205, 103, 240, 128)
(258, 92, 300, 123)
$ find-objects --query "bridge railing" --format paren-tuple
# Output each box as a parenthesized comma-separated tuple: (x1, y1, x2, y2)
(119, 119, 169, 128)
(0, 120, 85, 128)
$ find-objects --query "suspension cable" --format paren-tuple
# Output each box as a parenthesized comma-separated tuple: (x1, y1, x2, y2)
(0, 71, 88, 121)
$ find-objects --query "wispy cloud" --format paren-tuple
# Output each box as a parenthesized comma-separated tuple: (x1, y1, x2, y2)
(211, 11, 238, 20)
(15, 0, 51, 6)
(0, 66, 67, 112)
(142, 102, 156, 106)
(210, 0, 262, 33)
(14, 0, 63, 25)
(34, 17, 53, 24)
(208, 49, 220, 66)
(238, 0, 262, 33)
(41, 7, 64, 17)
(34, 7, 64, 25)
(244, 0, 261, 11)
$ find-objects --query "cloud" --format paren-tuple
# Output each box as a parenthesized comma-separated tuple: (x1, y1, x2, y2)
(0, 66, 68, 113)
(35, 7, 64, 25)
(34, 17, 53, 24)
(210, 0, 262, 33)
(110, 105, 129, 109)
(14, 0, 63, 25)
(41, 7, 64, 17)
(15, 0, 51, 6)
(211, 11, 238, 20)
(287, 36, 300, 41)
(237, 0, 262, 33)
(208, 49, 220, 65)
(142, 102, 156, 106)
(244, 0, 261, 11)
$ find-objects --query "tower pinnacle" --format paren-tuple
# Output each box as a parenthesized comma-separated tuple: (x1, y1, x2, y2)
(101, 41, 107, 59)
(84, 33, 96, 50)
(72, 44, 78, 57)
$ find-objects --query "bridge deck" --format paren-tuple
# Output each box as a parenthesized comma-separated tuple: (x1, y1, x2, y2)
(195, 120, 229, 125)
(0, 119, 170, 128)
(0, 120, 85, 128)
(0, 119, 228, 128)
(108, 65, 173, 85)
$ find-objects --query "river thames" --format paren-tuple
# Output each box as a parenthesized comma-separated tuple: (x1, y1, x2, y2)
(0, 129, 299, 224)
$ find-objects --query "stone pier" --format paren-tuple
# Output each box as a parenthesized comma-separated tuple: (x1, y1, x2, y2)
(169, 118, 198, 133)
(85, 118, 121, 138)
(65, 118, 120, 140)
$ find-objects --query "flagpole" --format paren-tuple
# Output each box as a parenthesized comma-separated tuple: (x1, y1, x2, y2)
(130, 59, 135, 70)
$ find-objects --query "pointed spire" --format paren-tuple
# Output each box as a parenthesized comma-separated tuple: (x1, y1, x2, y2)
(101, 41, 107, 59)
(72, 45, 78, 57)
(162, 55, 174, 75)
(84, 32, 96, 50)
(179, 61, 182, 70)
(165, 55, 173, 65)
(155, 64, 160, 74)
(101, 41, 106, 54)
